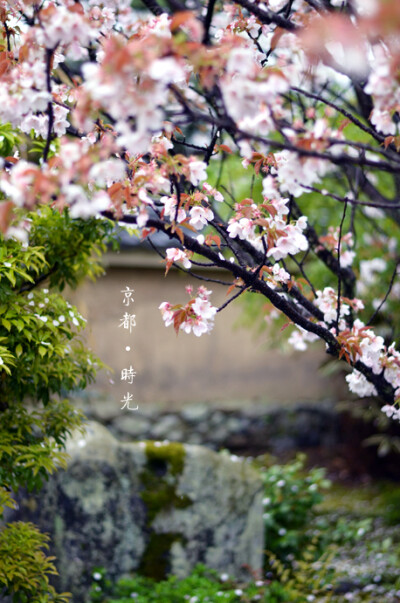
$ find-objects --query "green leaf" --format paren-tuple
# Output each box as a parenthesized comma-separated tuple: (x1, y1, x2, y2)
(5, 271, 16, 287)
(2, 318, 11, 331)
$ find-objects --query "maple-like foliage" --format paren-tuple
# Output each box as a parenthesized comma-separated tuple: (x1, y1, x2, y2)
(1, 0, 400, 414)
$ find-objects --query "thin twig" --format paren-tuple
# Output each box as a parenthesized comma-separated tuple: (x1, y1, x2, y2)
(291, 86, 384, 145)
(335, 199, 348, 334)
(367, 260, 400, 327)
(217, 283, 249, 312)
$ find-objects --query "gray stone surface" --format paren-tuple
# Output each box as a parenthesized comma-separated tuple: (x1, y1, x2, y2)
(181, 403, 210, 423)
(88, 400, 340, 455)
(150, 414, 184, 440)
(9, 422, 263, 600)
(112, 414, 151, 437)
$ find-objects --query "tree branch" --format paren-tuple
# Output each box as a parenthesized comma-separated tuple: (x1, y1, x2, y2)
(233, 0, 298, 30)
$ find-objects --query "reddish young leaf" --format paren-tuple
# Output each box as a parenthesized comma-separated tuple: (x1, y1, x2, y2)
(218, 144, 233, 154)
(0, 201, 14, 233)
(171, 11, 195, 31)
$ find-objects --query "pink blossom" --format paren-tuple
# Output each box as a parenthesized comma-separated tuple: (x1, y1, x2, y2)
(203, 182, 224, 202)
(314, 287, 350, 324)
(359, 334, 385, 374)
(288, 327, 319, 351)
(192, 318, 210, 337)
(69, 189, 110, 219)
(262, 175, 278, 200)
(268, 0, 288, 10)
(270, 197, 290, 219)
(189, 161, 208, 186)
(226, 47, 259, 76)
(227, 217, 255, 240)
(136, 208, 149, 228)
(159, 302, 174, 327)
(267, 228, 308, 261)
(89, 159, 126, 187)
(53, 105, 70, 137)
(381, 405, 400, 421)
(148, 57, 186, 84)
(166, 248, 192, 269)
(346, 370, 377, 397)
(270, 264, 290, 286)
(371, 109, 396, 135)
(189, 206, 214, 230)
(192, 297, 217, 321)
(160, 196, 186, 223)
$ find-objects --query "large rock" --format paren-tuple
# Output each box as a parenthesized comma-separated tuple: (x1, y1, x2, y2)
(9, 422, 263, 600)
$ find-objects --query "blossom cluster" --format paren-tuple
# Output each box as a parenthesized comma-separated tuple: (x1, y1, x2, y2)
(1, 0, 400, 413)
(159, 286, 217, 337)
(227, 185, 308, 260)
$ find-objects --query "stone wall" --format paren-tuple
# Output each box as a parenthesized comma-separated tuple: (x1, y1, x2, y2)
(8, 423, 264, 600)
(80, 398, 340, 456)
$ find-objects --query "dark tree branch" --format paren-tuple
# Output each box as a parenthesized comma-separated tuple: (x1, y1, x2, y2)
(43, 48, 55, 164)
(3, 20, 11, 52)
(202, 0, 217, 44)
(19, 265, 58, 293)
(102, 208, 397, 403)
(335, 199, 348, 334)
(168, 90, 400, 171)
(291, 86, 384, 145)
(233, 0, 298, 30)
(140, 0, 169, 16)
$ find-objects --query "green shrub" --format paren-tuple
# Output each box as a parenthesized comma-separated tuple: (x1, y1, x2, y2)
(0, 522, 70, 603)
(260, 454, 331, 562)
(87, 559, 337, 603)
(0, 208, 116, 601)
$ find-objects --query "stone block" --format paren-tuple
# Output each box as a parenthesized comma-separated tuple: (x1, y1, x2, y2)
(8, 422, 263, 600)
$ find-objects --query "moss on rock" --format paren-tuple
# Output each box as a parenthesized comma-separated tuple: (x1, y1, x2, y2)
(144, 441, 186, 476)
(139, 441, 192, 580)
(138, 532, 185, 580)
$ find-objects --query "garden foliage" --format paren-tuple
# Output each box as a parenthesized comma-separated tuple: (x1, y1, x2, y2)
(0, 207, 114, 601)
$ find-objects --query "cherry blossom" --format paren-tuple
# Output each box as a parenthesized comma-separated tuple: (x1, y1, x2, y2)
(160, 287, 217, 336)
(188, 161, 208, 186)
(165, 248, 192, 270)
(189, 205, 214, 230)
(2, 0, 400, 414)
(346, 370, 377, 398)
(314, 287, 350, 326)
